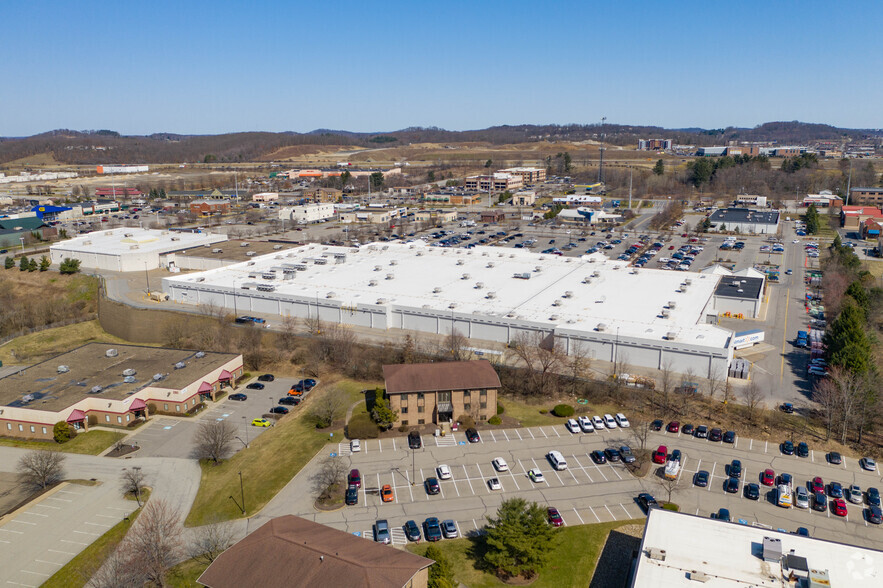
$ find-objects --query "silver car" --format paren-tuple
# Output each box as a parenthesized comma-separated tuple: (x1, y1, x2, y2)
(849, 484, 863, 505)
(861, 457, 877, 472)
(795, 486, 809, 509)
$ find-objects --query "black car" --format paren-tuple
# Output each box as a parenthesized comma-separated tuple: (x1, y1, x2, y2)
(590, 450, 607, 464)
(694, 470, 709, 487)
(405, 520, 422, 541)
(709, 428, 723, 442)
(345, 485, 358, 505)
(423, 517, 442, 541)
(725, 477, 740, 493)
(246, 382, 265, 390)
(257, 374, 275, 382)
(278, 396, 300, 406)
(229, 393, 248, 401)
(723, 431, 736, 444)
(637, 493, 660, 512)
(781, 440, 794, 455)
(813, 492, 827, 511)
(408, 431, 422, 449)
(745, 483, 760, 500)
(682, 424, 694, 436)
(296, 379, 315, 392)
(781, 402, 795, 414)
(669, 449, 682, 463)
(303, 378, 317, 387)
(695, 425, 708, 439)
(425, 477, 440, 495)
(828, 452, 842, 464)
(650, 419, 664, 431)
(465, 428, 480, 443)
(728, 460, 742, 478)
(269, 406, 289, 415)
(604, 448, 621, 462)
(868, 506, 883, 525)
(796, 442, 809, 457)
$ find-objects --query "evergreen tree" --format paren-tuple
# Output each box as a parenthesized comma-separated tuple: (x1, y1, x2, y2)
(4, 256, 13, 270)
(370, 389, 398, 430)
(19, 255, 29, 271)
(653, 159, 665, 175)
(484, 498, 560, 579)
(824, 303, 872, 375)
(28, 259, 38, 272)
(39, 255, 51, 272)
(424, 545, 455, 588)
(59, 258, 81, 275)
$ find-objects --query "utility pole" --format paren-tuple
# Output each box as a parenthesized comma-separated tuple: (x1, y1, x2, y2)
(845, 160, 853, 205)
(598, 116, 607, 184)
(628, 166, 633, 210)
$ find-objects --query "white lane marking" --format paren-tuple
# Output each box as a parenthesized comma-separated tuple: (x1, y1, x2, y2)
(84, 522, 111, 528)
(528, 428, 536, 439)
(73, 530, 100, 536)
(503, 430, 510, 441)
(463, 465, 475, 495)
(553, 426, 561, 438)
(574, 508, 585, 524)
(48, 549, 76, 556)
(10, 520, 36, 526)
(19, 512, 48, 518)
(589, 506, 601, 522)
(19, 571, 50, 577)
(32, 504, 59, 510)
(405, 471, 414, 502)
(378, 439, 382, 453)
(507, 467, 521, 490)
(708, 462, 716, 491)
(605, 505, 616, 520)
(620, 503, 631, 518)
(455, 520, 464, 538)
(60, 539, 88, 546)
(515, 429, 523, 441)
(489, 430, 496, 442)
(392, 439, 396, 452)
(572, 455, 594, 483)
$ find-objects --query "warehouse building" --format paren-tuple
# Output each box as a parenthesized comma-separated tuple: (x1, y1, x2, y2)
(50, 228, 227, 271)
(0, 343, 243, 440)
(708, 274, 765, 319)
(162, 242, 735, 377)
(631, 508, 879, 588)
(707, 208, 780, 234)
(278, 203, 335, 224)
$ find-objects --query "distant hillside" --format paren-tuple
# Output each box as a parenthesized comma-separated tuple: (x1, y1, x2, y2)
(0, 122, 879, 166)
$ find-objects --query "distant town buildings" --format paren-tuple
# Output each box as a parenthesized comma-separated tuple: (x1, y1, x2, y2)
(637, 139, 672, 151)
(464, 173, 523, 192)
(802, 191, 842, 208)
(840, 205, 883, 231)
(189, 200, 230, 216)
(278, 203, 335, 224)
(498, 167, 546, 184)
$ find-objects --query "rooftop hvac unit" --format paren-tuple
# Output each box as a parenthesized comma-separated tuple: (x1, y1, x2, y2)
(461, 273, 470, 280)
(582, 277, 592, 284)
(457, 259, 464, 265)
(90, 385, 103, 394)
(240, 242, 249, 247)
(448, 303, 457, 309)
(534, 266, 542, 272)
(513, 273, 531, 279)
(668, 301, 677, 309)
(593, 271, 601, 277)
(732, 280, 741, 287)
(416, 251, 423, 256)
(170, 237, 180, 241)
(153, 373, 164, 381)
(369, 280, 378, 286)
(195, 351, 205, 358)
(123, 376, 136, 384)
(647, 548, 667, 562)
(174, 361, 186, 369)
(552, 300, 562, 306)
(273, 244, 283, 250)
(122, 368, 136, 377)
(474, 282, 484, 289)
(106, 349, 118, 358)
(596, 323, 607, 332)
(325, 291, 337, 299)
(257, 284, 275, 292)
(385, 273, 394, 280)
(314, 258, 327, 265)
(549, 314, 559, 321)
(433, 287, 442, 293)
(374, 265, 382, 271)
(376, 298, 388, 304)
(124, 233, 133, 237)
(248, 273, 259, 279)
(563, 291, 573, 298)
(389, 260, 397, 266)
(247, 261, 255, 266)
(57, 365, 70, 374)
(83, 240, 92, 245)
(665, 331, 677, 340)
(661, 309, 670, 318)
(246, 251, 256, 257)
(261, 273, 276, 280)
(486, 292, 496, 299)
(212, 248, 223, 253)
(487, 262, 495, 268)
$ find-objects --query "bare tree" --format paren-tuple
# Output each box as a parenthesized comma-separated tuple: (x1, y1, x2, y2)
(186, 519, 236, 566)
(194, 420, 237, 463)
(302, 312, 323, 336)
(657, 474, 681, 504)
(629, 420, 654, 452)
(704, 367, 724, 402)
(657, 361, 675, 416)
(307, 386, 350, 428)
(87, 541, 142, 588)
(741, 379, 765, 423)
(440, 328, 468, 361)
(126, 500, 182, 587)
(17, 450, 66, 489)
(162, 317, 189, 348)
(312, 455, 349, 500)
(278, 314, 300, 351)
(509, 331, 563, 396)
(121, 467, 147, 506)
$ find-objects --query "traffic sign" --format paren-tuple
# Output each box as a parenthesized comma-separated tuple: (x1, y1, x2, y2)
(330, 452, 337, 457)
(459, 441, 466, 445)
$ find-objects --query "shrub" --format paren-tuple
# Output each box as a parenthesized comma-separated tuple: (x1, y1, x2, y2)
(539, 409, 548, 415)
(347, 413, 380, 439)
(496, 403, 504, 415)
(488, 415, 502, 426)
(457, 415, 476, 430)
(59, 258, 81, 275)
(551, 404, 575, 417)
(662, 503, 680, 512)
(53, 421, 73, 443)
(398, 424, 408, 432)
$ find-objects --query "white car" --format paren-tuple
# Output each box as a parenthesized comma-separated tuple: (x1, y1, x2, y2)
(488, 478, 502, 491)
(492, 457, 508, 471)
(566, 418, 581, 433)
(578, 416, 594, 433)
(603, 414, 617, 429)
(592, 415, 605, 430)
(350, 439, 361, 452)
(849, 484, 863, 504)
(528, 469, 545, 483)
(860, 457, 877, 472)
(437, 464, 452, 480)
(615, 412, 630, 428)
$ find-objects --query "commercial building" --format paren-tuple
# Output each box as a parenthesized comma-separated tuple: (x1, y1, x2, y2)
(860, 218, 882, 239)
(803, 192, 843, 208)
(733, 194, 767, 207)
(0, 343, 242, 440)
(479, 210, 506, 223)
(96, 165, 149, 175)
(849, 187, 883, 207)
(558, 208, 622, 224)
(707, 208, 780, 234)
(631, 508, 880, 588)
(511, 191, 537, 206)
(464, 173, 523, 192)
(553, 195, 604, 207)
(840, 206, 883, 231)
(190, 200, 230, 216)
(162, 242, 735, 378)
(0, 217, 56, 248)
(252, 192, 279, 202)
(338, 208, 400, 224)
(637, 139, 672, 151)
(197, 515, 433, 588)
(499, 167, 546, 184)
(279, 203, 335, 224)
(412, 209, 457, 225)
(708, 274, 765, 319)
(383, 360, 500, 426)
(50, 227, 227, 271)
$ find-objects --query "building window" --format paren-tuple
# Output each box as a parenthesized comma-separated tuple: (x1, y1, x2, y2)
(401, 420, 408, 426)
(401, 407, 408, 414)
(105, 415, 110, 422)
(464, 391, 471, 400)
(464, 404, 471, 412)
(176, 405, 181, 412)
(480, 402, 487, 409)
(42, 427, 47, 435)
(117, 416, 122, 424)
(418, 419, 425, 425)
(417, 393, 424, 400)
(439, 391, 452, 403)
(6, 423, 10, 430)
(480, 389, 487, 398)
(19, 424, 23, 432)
(418, 406, 424, 413)
(126, 414, 130, 422)
(30, 426, 35, 433)
(164, 403, 169, 411)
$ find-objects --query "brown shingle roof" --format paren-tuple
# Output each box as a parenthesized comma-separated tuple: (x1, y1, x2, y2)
(197, 516, 432, 588)
(382, 360, 501, 395)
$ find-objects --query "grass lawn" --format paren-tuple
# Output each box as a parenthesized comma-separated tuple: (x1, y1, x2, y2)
(0, 319, 131, 365)
(165, 557, 210, 587)
(42, 507, 141, 588)
(0, 430, 126, 455)
(498, 396, 626, 428)
(184, 378, 374, 526)
(407, 519, 644, 588)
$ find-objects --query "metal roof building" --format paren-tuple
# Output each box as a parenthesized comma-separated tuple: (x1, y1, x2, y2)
(708, 208, 780, 234)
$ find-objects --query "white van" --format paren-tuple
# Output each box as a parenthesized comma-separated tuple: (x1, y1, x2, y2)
(777, 484, 793, 508)
(548, 450, 568, 471)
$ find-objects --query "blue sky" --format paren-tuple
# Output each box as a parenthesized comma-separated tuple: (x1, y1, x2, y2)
(1, 0, 880, 136)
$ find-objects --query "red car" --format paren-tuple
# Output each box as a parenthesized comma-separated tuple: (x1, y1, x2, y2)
(652, 446, 668, 464)
(810, 476, 824, 494)
(667, 421, 680, 433)
(761, 469, 775, 486)
(547, 507, 564, 527)
(348, 469, 361, 488)
(832, 498, 848, 517)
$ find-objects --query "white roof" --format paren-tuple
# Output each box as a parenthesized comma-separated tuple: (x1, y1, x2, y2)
(50, 228, 227, 255)
(165, 241, 731, 348)
(634, 509, 882, 587)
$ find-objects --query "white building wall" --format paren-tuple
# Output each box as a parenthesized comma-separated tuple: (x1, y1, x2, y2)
(279, 203, 336, 224)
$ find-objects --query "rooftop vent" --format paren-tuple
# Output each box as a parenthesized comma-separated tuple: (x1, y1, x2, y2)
(448, 303, 457, 309)
(57, 365, 70, 374)
(273, 244, 283, 250)
(668, 301, 677, 309)
(552, 300, 562, 306)
(513, 272, 531, 279)
(647, 548, 667, 562)
(665, 331, 677, 340)
(326, 291, 337, 298)
(596, 323, 607, 332)
(457, 259, 464, 265)
(486, 292, 496, 299)
(389, 260, 397, 266)
(762, 537, 782, 563)
(385, 273, 394, 280)
(174, 361, 186, 369)
(106, 349, 118, 358)
(90, 385, 103, 394)
(461, 273, 470, 280)
(661, 309, 670, 318)
(506, 311, 516, 318)
(246, 251, 256, 257)
(211, 248, 223, 253)
(563, 291, 573, 298)
(122, 368, 136, 377)
(592, 271, 601, 277)
(487, 262, 495, 268)
(582, 277, 592, 284)
(534, 266, 542, 272)
(368, 280, 378, 286)
(123, 376, 136, 384)
(548, 314, 559, 321)
(124, 233, 133, 238)
(376, 298, 388, 305)
(153, 373, 164, 381)
(433, 287, 442, 293)
(474, 282, 484, 289)
(687, 571, 709, 583)
(240, 242, 249, 247)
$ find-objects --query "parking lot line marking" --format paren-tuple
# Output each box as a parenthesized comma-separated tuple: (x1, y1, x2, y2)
(573, 508, 585, 524)
(405, 471, 414, 502)
(749, 439, 753, 451)
(764, 441, 768, 453)
(708, 463, 715, 491)
(58, 490, 82, 496)
(811, 450, 814, 462)
(588, 506, 601, 523)
(32, 504, 59, 510)
(20, 511, 48, 517)
(620, 504, 631, 518)
(515, 429, 523, 441)
(590, 459, 608, 481)
(528, 428, 536, 439)
(456, 521, 464, 538)
(392, 439, 396, 451)
(378, 440, 382, 453)
(0, 528, 23, 534)
(507, 468, 520, 490)
(84, 522, 110, 528)
(20, 571, 50, 577)
(462, 465, 475, 494)
(608, 464, 622, 480)
(0, 539, 9, 543)
(605, 505, 616, 520)
(47, 497, 71, 503)
(489, 430, 496, 442)
(568, 468, 580, 484)
(105, 507, 130, 512)
(35, 559, 62, 566)
(6, 580, 36, 587)
(571, 455, 593, 483)
(475, 464, 487, 489)
(10, 520, 36, 526)
(48, 549, 76, 556)
(73, 530, 100, 536)
(502, 430, 510, 441)
(60, 539, 88, 546)
(553, 426, 560, 438)
(677, 457, 687, 482)
(734, 438, 738, 449)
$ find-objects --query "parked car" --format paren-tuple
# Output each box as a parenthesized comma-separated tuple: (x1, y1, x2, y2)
(867, 487, 881, 507)
(229, 393, 248, 401)
(694, 471, 709, 487)
(796, 442, 809, 457)
(528, 469, 545, 483)
(437, 464, 452, 480)
(761, 469, 775, 486)
(861, 457, 878, 472)
(715, 508, 731, 522)
(781, 440, 795, 455)
(829, 482, 844, 498)
(465, 428, 480, 443)
(827, 452, 842, 464)
(667, 421, 680, 433)
(592, 415, 606, 429)
(423, 517, 442, 541)
(381, 484, 394, 503)
(681, 424, 694, 436)
(348, 469, 361, 488)
(604, 448, 622, 462)
(257, 374, 275, 382)
(492, 457, 509, 471)
(566, 418, 581, 433)
(813, 492, 827, 512)
(590, 450, 607, 464)
(832, 499, 848, 517)
(652, 446, 668, 464)
(650, 419, 663, 431)
(404, 520, 421, 541)
(745, 483, 760, 500)
(578, 416, 594, 432)
(868, 506, 883, 525)
(441, 520, 458, 539)
(345, 485, 358, 505)
(374, 519, 391, 544)
(615, 413, 630, 427)
(849, 484, 863, 504)
(407, 430, 422, 449)
(728, 460, 742, 478)
(547, 507, 564, 527)
(725, 477, 740, 493)
(251, 418, 271, 427)
(795, 486, 810, 509)
(278, 396, 300, 406)
(695, 425, 708, 439)
(619, 445, 636, 464)
(722, 430, 736, 444)
(810, 476, 824, 494)
(488, 478, 502, 491)
(637, 493, 660, 512)
(425, 477, 440, 495)
(603, 414, 618, 428)
(709, 428, 723, 442)
(269, 406, 289, 415)
(246, 383, 265, 390)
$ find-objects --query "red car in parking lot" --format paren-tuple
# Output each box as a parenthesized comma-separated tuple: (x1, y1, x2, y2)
(761, 469, 775, 486)
(547, 507, 563, 527)
(667, 421, 680, 433)
(652, 445, 668, 464)
(810, 476, 824, 494)
(832, 498, 848, 517)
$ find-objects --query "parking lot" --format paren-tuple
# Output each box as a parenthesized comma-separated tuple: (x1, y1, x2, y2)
(283, 419, 883, 550)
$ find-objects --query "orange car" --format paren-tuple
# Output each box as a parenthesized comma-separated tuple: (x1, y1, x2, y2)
(381, 484, 394, 503)
(287, 387, 303, 397)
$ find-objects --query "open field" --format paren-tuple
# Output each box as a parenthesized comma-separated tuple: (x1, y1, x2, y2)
(184, 378, 374, 526)
(0, 429, 126, 454)
(0, 319, 130, 364)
